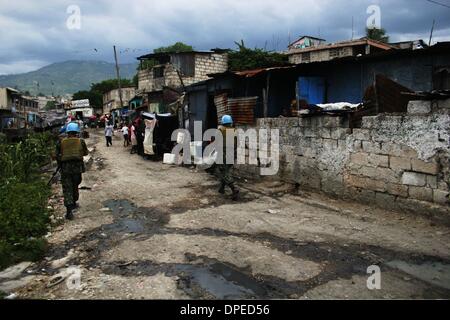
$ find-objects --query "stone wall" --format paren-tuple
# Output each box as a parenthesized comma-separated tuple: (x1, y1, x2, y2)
(237, 99, 450, 216)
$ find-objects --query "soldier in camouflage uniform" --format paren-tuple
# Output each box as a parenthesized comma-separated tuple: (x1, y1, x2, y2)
(217, 115, 239, 201)
(56, 122, 89, 220)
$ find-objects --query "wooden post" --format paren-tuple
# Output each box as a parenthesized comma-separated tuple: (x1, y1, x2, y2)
(113, 45, 124, 110)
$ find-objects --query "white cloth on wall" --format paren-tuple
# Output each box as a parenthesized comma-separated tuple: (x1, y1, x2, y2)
(144, 119, 157, 155)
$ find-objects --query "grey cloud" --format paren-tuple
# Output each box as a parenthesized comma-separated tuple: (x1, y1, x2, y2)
(0, 0, 449, 74)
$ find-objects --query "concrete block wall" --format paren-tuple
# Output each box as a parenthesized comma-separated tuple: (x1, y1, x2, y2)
(192, 53, 228, 83)
(138, 53, 228, 92)
(237, 98, 450, 215)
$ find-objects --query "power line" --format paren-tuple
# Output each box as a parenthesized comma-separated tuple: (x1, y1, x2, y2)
(425, 0, 450, 9)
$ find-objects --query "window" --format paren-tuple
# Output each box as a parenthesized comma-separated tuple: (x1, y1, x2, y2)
(302, 52, 311, 63)
(329, 48, 339, 58)
(153, 66, 165, 78)
(171, 54, 195, 76)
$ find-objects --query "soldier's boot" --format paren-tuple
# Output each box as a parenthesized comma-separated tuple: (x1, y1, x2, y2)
(218, 182, 226, 194)
(230, 184, 240, 201)
(65, 206, 74, 220)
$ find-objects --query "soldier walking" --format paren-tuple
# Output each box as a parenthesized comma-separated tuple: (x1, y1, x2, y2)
(217, 115, 239, 201)
(56, 122, 89, 220)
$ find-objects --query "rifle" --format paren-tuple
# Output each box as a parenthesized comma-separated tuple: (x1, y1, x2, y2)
(47, 165, 61, 186)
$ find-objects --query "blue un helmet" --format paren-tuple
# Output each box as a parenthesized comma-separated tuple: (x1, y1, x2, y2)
(66, 122, 80, 133)
(221, 115, 233, 125)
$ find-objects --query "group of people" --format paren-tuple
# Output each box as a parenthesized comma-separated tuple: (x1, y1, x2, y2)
(56, 113, 240, 221)
(104, 120, 141, 154)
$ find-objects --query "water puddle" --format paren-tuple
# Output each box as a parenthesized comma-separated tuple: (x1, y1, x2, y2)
(174, 259, 268, 299)
(387, 260, 450, 290)
(101, 199, 170, 234)
(103, 199, 137, 217)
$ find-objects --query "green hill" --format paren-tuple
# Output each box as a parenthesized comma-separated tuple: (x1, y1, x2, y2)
(0, 60, 138, 95)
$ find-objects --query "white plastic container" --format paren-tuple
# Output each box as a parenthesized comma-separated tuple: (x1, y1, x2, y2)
(163, 153, 176, 165)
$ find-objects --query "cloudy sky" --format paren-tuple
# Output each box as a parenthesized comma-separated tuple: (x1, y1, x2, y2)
(0, 0, 449, 74)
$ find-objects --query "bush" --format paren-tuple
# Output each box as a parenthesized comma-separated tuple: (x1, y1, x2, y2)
(0, 133, 54, 269)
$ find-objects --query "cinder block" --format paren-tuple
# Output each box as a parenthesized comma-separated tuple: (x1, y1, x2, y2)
(353, 140, 363, 152)
(438, 181, 449, 191)
(409, 186, 433, 202)
(426, 175, 438, 189)
(361, 116, 379, 129)
(352, 128, 371, 141)
(322, 117, 340, 128)
(402, 172, 427, 186)
(411, 159, 439, 175)
(368, 154, 389, 167)
(386, 183, 409, 197)
(407, 100, 431, 114)
(357, 166, 377, 178)
(350, 152, 370, 166)
(322, 139, 338, 150)
(375, 192, 397, 209)
(433, 189, 449, 205)
(320, 128, 331, 139)
(362, 141, 382, 154)
(401, 146, 418, 159)
(375, 167, 401, 184)
(344, 174, 386, 192)
(390, 156, 412, 171)
(303, 127, 318, 138)
(331, 128, 351, 140)
(299, 117, 312, 127)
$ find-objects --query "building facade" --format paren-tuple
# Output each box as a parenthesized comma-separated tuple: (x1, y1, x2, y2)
(0, 87, 39, 129)
(137, 51, 229, 94)
(103, 86, 136, 114)
(286, 37, 393, 64)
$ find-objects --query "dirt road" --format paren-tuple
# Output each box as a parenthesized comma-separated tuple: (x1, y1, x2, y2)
(4, 129, 450, 299)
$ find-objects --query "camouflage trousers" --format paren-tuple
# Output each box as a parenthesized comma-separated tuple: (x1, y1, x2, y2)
(61, 172, 82, 208)
(216, 164, 234, 186)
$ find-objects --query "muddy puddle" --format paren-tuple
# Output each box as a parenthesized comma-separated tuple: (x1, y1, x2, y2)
(175, 262, 266, 299)
(105, 256, 268, 299)
(101, 199, 170, 234)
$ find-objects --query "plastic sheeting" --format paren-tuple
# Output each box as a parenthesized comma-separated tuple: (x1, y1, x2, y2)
(144, 119, 157, 155)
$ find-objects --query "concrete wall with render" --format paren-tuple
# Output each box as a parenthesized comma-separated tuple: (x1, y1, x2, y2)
(237, 99, 450, 215)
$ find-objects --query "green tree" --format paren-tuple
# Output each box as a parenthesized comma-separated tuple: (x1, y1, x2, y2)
(90, 78, 134, 95)
(44, 101, 56, 110)
(228, 40, 289, 71)
(72, 78, 134, 109)
(153, 42, 194, 53)
(366, 27, 389, 43)
(132, 74, 139, 87)
(138, 42, 194, 71)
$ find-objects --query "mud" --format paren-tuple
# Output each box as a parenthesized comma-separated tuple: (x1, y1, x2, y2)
(9, 130, 450, 300)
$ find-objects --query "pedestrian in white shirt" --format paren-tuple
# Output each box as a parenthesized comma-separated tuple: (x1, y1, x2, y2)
(121, 124, 129, 147)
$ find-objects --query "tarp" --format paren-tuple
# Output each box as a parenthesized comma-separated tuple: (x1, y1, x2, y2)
(316, 102, 362, 111)
(143, 119, 157, 155)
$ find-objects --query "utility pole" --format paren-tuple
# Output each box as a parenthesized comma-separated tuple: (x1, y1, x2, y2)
(113, 45, 124, 111)
(429, 19, 436, 46)
(351, 16, 354, 40)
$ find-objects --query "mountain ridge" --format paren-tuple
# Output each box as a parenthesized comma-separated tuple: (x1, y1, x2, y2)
(0, 60, 139, 95)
